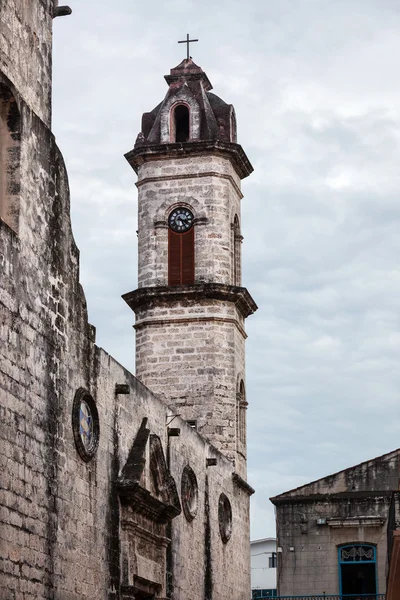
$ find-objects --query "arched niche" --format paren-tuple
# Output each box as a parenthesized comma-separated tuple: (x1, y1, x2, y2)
(0, 83, 21, 233)
(171, 103, 190, 143)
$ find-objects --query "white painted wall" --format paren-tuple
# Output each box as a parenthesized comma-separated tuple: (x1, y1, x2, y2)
(251, 538, 277, 592)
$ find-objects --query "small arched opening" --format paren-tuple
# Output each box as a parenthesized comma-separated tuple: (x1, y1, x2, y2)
(230, 111, 236, 143)
(0, 83, 21, 232)
(172, 104, 190, 143)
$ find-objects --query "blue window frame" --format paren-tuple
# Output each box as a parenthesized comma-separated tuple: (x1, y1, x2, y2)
(338, 544, 378, 596)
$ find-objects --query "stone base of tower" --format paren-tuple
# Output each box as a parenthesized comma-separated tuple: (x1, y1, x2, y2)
(123, 283, 257, 479)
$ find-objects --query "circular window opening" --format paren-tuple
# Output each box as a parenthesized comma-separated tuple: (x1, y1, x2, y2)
(72, 388, 99, 461)
(218, 493, 232, 543)
(181, 465, 198, 521)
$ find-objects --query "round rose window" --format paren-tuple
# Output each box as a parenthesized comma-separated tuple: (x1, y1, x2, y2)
(181, 465, 198, 521)
(72, 388, 99, 461)
(218, 493, 232, 543)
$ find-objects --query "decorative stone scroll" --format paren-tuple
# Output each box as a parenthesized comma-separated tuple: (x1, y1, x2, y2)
(116, 422, 181, 599)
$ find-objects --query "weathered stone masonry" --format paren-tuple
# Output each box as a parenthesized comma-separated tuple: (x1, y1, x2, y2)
(1, 3, 256, 600)
(124, 59, 257, 481)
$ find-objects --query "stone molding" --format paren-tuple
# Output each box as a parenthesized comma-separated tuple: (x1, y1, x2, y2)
(271, 490, 393, 505)
(125, 139, 253, 180)
(134, 316, 247, 340)
(232, 472, 255, 496)
(137, 170, 244, 200)
(123, 283, 258, 320)
(327, 516, 385, 528)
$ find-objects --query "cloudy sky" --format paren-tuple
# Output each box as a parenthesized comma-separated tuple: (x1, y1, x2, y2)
(52, 0, 400, 539)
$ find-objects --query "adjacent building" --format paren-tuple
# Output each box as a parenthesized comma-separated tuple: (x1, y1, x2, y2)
(271, 449, 400, 597)
(251, 538, 277, 598)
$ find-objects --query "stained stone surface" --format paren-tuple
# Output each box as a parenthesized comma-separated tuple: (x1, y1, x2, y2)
(0, 2, 254, 599)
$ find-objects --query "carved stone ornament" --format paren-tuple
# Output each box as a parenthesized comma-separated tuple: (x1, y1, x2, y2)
(181, 465, 198, 522)
(72, 388, 100, 461)
(218, 493, 232, 543)
(116, 420, 181, 599)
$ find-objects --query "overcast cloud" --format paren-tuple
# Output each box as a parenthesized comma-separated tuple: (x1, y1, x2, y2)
(52, 0, 400, 539)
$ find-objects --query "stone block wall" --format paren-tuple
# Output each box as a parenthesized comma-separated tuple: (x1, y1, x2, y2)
(0, 3, 253, 597)
(0, 0, 55, 127)
(134, 295, 247, 477)
(136, 154, 242, 288)
(169, 420, 251, 600)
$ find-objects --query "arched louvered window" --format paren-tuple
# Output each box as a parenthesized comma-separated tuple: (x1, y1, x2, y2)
(0, 83, 21, 232)
(230, 111, 236, 142)
(233, 215, 242, 286)
(171, 104, 190, 143)
(168, 207, 195, 285)
(237, 379, 247, 447)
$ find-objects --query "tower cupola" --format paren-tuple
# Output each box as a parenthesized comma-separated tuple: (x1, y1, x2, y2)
(126, 60, 252, 180)
(136, 58, 236, 146)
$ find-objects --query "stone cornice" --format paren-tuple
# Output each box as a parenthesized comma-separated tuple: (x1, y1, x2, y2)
(270, 490, 393, 506)
(134, 316, 248, 339)
(116, 480, 181, 523)
(122, 283, 258, 320)
(232, 473, 255, 496)
(136, 171, 243, 200)
(327, 516, 385, 528)
(125, 140, 253, 180)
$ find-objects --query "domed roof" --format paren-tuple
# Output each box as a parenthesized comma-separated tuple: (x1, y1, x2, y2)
(136, 59, 237, 147)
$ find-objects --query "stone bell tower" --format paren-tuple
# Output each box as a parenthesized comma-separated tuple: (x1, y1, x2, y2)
(123, 58, 256, 477)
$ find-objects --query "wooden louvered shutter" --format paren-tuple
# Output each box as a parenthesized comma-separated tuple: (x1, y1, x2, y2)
(181, 228, 194, 284)
(168, 230, 181, 285)
(168, 228, 195, 285)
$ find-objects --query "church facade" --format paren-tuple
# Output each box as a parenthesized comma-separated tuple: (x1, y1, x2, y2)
(0, 2, 256, 599)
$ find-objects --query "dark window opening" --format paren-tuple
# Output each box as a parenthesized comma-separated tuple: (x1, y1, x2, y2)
(341, 563, 376, 596)
(269, 553, 277, 568)
(0, 83, 21, 232)
(168, 227, 195, 285)
(339, 544, 377, 597)
(187, 420, 197, 429)
(230, 111, 236, 142)
(174, 104, 190, 142)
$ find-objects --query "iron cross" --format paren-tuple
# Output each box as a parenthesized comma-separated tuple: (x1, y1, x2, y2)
(178, 34, 198, 60)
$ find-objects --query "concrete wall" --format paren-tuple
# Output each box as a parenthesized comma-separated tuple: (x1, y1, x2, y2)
(275, 496, 390, 595)
(272, 451, 400, 596)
